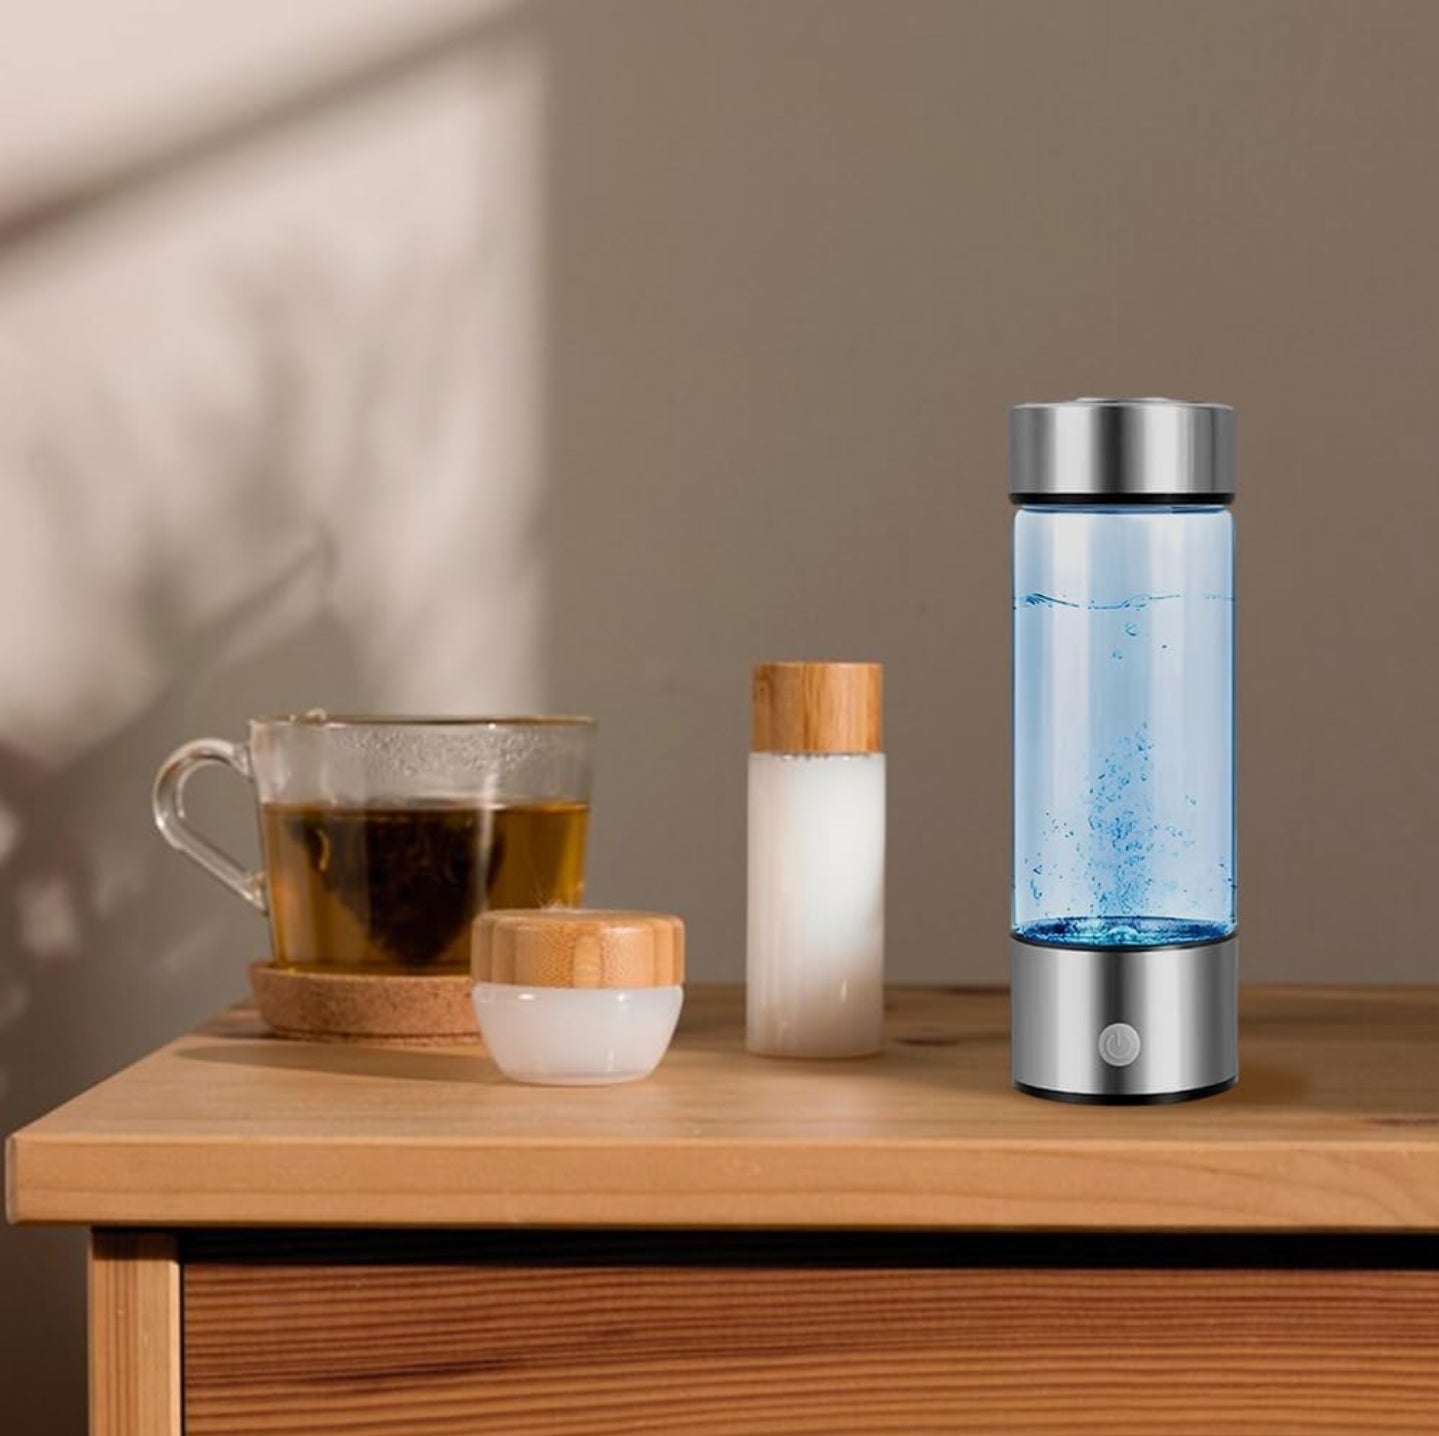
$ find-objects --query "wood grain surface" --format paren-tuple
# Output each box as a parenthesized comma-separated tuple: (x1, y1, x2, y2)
(89, 1231, 180, 1436)
(751, 660, 883, 753)
(474, 908, 684, 987)
(182, 1235, 1439, 1434)
(10, 987, 1439, 1230)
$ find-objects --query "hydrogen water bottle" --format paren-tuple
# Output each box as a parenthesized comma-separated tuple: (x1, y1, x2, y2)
(1010, 399, 1237, 1102)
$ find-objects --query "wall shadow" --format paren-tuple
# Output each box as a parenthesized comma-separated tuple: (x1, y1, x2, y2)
(0, 8, 527, 260)
(0, 491, 361, 1436)
(0, 8, 538, 1431)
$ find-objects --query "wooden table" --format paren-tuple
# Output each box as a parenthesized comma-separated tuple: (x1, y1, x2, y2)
(8, 986, 1439, 1434)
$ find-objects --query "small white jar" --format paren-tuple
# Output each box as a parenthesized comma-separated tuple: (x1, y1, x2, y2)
(472, 909, 685, 1085)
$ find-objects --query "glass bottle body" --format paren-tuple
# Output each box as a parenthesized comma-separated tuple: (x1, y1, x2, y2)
(1013, 505, 1235, 948)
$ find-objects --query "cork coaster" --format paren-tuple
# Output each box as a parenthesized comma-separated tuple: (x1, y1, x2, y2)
(250, 961, 480, 1044)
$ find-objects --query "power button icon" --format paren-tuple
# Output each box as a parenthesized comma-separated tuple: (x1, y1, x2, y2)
(1098, 1022, 1141, 1067)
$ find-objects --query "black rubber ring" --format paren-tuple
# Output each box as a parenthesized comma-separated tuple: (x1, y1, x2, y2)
(1009, 493, 1234, 507)
(1013, 1077, 1238, 1106)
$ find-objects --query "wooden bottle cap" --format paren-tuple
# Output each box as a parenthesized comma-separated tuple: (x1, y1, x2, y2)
(751, 661, 883, 755)
(473, 909, 685, 988)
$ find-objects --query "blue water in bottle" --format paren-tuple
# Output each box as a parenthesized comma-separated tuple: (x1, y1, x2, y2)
(1013, 505, 1235, 948)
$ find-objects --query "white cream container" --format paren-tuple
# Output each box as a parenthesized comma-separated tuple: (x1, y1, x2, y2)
(472, 909, 685, 1085)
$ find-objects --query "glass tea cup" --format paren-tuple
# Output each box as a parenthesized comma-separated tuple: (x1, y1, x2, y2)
(152, 715, 595, 975)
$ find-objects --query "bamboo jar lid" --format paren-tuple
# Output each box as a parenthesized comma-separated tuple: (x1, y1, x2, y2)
(751, 661, 883, 754)
(473, 909, 685, 988)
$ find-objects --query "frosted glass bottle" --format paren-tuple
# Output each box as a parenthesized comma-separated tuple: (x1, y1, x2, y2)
(747, 662, 884, 1057)
(1009, 399, 1237, 1103)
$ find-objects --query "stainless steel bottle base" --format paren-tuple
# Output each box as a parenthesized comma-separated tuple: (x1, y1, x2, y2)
(1010, 936, 1237, 1103)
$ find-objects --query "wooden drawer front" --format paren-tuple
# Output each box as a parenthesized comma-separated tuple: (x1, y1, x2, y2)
(182, 1236, 1439, 1435)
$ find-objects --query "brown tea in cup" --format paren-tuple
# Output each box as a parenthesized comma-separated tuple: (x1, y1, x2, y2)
(261, 798, 587, 973)
(154, 715, 595, 976)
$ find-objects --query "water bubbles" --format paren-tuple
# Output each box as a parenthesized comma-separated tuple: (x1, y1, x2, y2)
(1025, 722, 1190, 925)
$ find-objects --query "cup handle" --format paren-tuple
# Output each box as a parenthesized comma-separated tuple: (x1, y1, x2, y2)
(152, 738, 269, 914)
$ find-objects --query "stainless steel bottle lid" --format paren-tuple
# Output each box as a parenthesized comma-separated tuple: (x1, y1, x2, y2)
(1010, 398, 1234, 504)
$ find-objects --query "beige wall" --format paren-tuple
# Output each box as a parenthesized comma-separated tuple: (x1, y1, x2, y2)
(3, 2, 1439, 1427)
